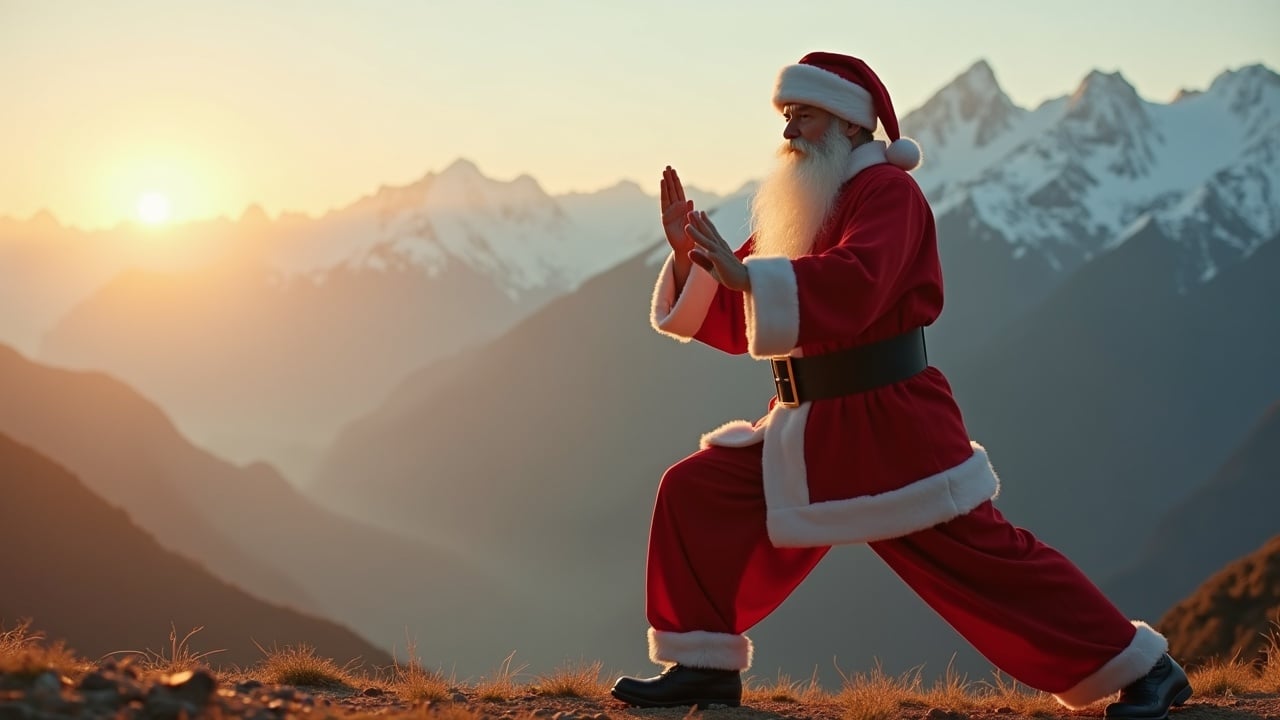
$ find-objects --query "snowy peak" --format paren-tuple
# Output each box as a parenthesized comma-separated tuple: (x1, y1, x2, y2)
(1060, 70, 1158, 179)
(927, 60, 1280, 290)
(1205, 64, 1280, 137)
(904, 59, 1021, 148)
(903, 60, 1040, 198)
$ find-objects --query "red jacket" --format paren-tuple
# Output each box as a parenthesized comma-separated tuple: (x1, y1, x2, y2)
(651, 141, 999, 547)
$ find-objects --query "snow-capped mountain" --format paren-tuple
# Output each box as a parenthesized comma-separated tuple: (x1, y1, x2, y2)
(263, 158, 709, 299)
(906, 62, 1280, 283)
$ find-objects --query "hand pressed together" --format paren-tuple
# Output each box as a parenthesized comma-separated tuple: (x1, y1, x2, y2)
(686, 210, 751, 292)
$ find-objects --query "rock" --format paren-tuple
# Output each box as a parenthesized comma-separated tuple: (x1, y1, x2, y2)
(451, 691, 468, 703)
(553, 712, 578, 720)
(163, 669, 217, 706)
(924, 709, 968, 720)
(236, 680, 264, 693)
(362, 687, 384, 697)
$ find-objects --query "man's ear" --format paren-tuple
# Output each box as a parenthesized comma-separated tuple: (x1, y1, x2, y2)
(843, 122, 861, 139)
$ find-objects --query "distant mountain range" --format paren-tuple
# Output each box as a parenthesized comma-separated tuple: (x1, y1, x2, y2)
(3, 168, 723, 481)
(0, 432, 387, 668)
(0, 344, 577, 674)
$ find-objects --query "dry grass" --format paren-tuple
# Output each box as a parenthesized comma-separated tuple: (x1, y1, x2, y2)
(532, 659, 605, 698)
(7, 617, 1280, 719)
(0, 620, 84, 681)
(975, 672, 1069, 717)
(388, 637, 455, 702)
(106, 624, 224, 674)
(833, 662, 918, 720)
(744, 667, 828, 704)
(254, 642, 359, 688)
(473, 651, 528, 701)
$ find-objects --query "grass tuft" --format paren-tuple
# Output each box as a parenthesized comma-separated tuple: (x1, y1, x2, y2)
(0, 620, 84, 681)
(975, 671, 1064, 716)
(834, 661, 918, 720)
(254, 642, 358, 688)
(533, 659, 604, 698)
(106, 624, 224, 674)
(389, 636, 455, 702)
(473, 651, 527, 701)
(744, 667, 827, 704)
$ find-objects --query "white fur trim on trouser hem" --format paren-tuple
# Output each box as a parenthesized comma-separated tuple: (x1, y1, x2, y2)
(764, 438, 1001, 547)
(1053, 621, 1168, 709)
(648, 628, 753, 671)
(651, 254, 720, 342)
(743, 256, 799, 358)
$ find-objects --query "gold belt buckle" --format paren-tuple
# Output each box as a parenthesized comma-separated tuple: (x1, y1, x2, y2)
(770, 356, 799, 407)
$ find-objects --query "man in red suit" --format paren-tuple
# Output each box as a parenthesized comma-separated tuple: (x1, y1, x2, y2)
(610, 52, 1192, 720)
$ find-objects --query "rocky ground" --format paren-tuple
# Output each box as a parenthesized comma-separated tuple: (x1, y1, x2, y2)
(3, 659, 1280, 720)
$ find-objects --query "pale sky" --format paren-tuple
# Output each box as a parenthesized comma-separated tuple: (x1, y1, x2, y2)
(3, 0, 1277, 229)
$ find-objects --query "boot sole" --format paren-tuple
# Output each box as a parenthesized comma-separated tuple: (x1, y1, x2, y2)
(610, 688, 741, 709)
(1105, 682, 1193, 720)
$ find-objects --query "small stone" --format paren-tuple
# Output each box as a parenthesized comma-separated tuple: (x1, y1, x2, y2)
(362, 687, 384, 697)
(451, 691, 468, 703)
(532, 710, 554, 718)
(593, 714, 611, 720)
(924, 709, 967, 720)
(164, 669, 217, 706)
(236, 680, 264, 693)
(994, 708, 1015, 715)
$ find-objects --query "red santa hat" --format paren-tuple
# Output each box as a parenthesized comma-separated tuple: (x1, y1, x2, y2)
(772, 52, 922, 171)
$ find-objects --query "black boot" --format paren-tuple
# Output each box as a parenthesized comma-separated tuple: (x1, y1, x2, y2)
(1104, 654, 1192, 720)
(610, 664, 742, 708)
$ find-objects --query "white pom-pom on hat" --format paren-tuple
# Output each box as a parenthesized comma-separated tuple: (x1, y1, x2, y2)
(886, 137, 922, 171)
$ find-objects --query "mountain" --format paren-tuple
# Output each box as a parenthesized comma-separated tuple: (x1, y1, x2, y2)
(1103, 401, 1280, 618)
(1158, 534, 1280, 667)
(950, 223, 1280, 580)
(308, 62, 1280, 681)
(0, 344, 552, 675)
(27, 162, 705, 482)
(0, 432, 388, 668)
(905, 62, 1280, 361)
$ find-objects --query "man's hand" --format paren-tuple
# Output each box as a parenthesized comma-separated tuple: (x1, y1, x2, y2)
(687, 210, 751, 292)
(660, 166, 695, 255)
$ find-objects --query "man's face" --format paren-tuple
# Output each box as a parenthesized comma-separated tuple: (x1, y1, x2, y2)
(782, 103, 842, 147)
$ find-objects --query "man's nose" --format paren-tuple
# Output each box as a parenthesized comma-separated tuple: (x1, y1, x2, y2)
(783, 121, 801, 139)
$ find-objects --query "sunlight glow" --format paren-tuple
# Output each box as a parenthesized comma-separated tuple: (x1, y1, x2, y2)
(136, 192, 171, 225)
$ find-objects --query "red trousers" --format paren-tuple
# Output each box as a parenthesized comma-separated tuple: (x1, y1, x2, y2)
(645, 442, 1143, 696)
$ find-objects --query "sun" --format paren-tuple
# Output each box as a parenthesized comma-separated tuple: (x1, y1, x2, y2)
(136, 191, 172, 225)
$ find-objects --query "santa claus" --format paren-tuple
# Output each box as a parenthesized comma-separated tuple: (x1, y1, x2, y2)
(609, 52, 1192, 720)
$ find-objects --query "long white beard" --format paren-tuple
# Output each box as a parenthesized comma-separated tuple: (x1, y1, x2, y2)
(749, 123, 854, 259)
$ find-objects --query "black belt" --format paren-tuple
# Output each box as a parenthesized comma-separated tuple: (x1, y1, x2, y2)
(770, 328, 928, 407)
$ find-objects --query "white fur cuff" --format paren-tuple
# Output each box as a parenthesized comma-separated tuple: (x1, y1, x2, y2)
(650, 254, 720, 342)
(648, 628, 753, 671)
(743, 256, 800, 358)
(1054, 622, 1168, 709)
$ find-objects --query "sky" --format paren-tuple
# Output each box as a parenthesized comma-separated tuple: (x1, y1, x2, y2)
(3, 0, 1278, 229)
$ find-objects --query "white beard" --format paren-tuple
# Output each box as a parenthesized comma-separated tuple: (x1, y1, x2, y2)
(749, 123, 854, 259)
